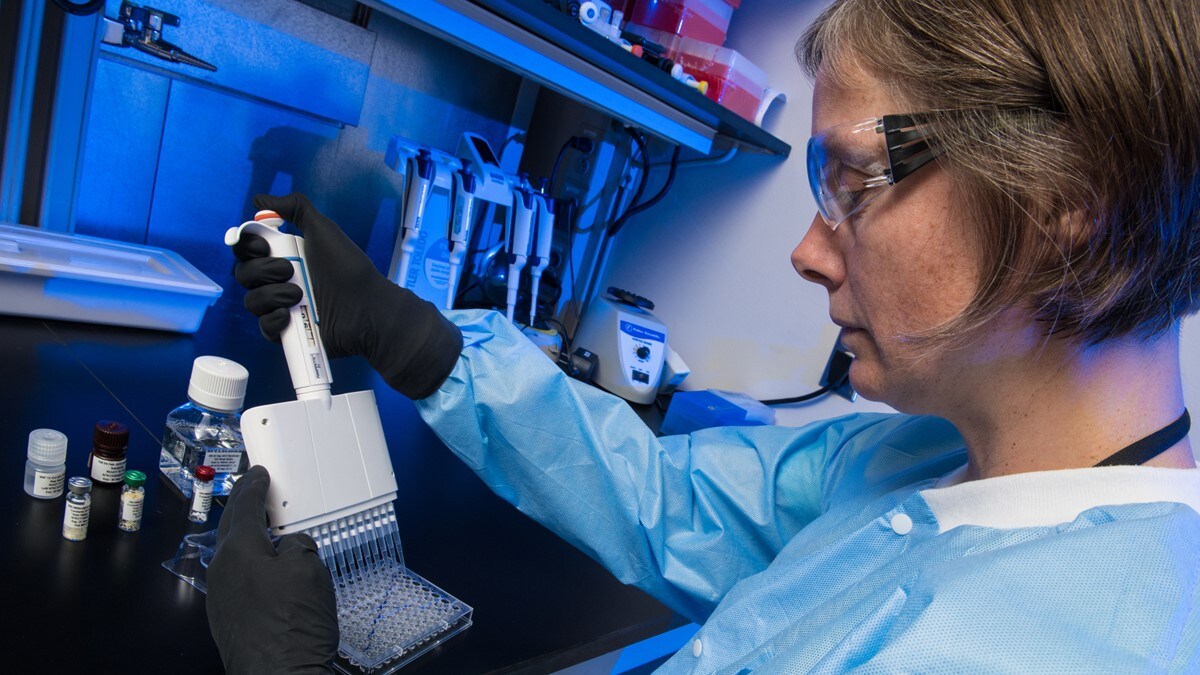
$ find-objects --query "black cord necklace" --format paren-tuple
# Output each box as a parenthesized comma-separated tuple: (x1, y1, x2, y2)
(1093, 409, 1191, 467)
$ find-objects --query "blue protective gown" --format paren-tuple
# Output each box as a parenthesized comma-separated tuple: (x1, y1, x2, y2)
(416, 310, 1200, 672)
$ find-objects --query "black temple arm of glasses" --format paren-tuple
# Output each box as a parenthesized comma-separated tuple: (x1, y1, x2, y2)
(883, 114, 939, 184)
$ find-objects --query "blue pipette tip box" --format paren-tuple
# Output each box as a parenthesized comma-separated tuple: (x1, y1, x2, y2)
(660, 389, 776, 436)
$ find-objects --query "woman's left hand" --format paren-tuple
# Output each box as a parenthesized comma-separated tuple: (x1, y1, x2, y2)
(206, 465, 339, 674)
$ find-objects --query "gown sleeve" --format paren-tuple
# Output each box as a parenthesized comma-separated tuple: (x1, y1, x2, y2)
(416, 309, 960, 621)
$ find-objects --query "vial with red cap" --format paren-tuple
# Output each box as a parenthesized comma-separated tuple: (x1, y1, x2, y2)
(189, 465, 216, 523)
(89, 420, 129, 485)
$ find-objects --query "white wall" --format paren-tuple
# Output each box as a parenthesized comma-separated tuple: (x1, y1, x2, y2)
(1182, 321, 1200, 455)
(600, 0, 1200, 455)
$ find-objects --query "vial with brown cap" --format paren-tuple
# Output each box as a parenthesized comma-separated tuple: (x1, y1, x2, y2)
(89, 420, 129, 484)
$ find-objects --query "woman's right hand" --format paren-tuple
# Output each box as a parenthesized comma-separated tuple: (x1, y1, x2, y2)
(230, 192, 463, 400)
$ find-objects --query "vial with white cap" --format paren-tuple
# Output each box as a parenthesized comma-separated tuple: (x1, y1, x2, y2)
(160, 356, 249, 498)
(24, 428, 68, 499)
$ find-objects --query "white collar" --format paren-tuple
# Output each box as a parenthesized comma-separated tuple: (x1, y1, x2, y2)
(920, 463, 1200, 534)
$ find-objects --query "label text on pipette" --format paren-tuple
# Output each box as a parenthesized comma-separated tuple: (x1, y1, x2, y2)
(300, 305, 317, 347)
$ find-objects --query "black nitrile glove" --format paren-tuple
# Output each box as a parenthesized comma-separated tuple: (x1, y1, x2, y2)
(206, 466, 338, 675)
(232, 192, 463, 399)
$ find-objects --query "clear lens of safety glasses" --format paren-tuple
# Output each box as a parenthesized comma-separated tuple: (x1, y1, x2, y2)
(806, 114, 938, 230)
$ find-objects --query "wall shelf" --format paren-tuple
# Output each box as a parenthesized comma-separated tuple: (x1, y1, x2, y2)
(369, 0, 791, 157)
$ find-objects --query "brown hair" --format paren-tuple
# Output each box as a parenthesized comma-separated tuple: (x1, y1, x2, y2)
(799, 0, 1200, 344)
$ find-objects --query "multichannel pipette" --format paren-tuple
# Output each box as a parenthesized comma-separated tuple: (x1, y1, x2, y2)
(224, 211, 397, 537)
(225, 211, 474, 671)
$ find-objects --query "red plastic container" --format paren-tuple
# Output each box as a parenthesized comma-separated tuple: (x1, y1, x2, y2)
(627, 26, 769, 122)
(628, 0, 739, 45)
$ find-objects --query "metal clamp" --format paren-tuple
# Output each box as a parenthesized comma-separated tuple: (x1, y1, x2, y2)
(101, 1, 216, 71)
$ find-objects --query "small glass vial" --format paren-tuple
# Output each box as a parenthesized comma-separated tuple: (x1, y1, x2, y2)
(160, 356, 249, 497)
(189, 465, 215, 524)
(119, 470, 147, 532)
(62, 477, 93, 541)
(89, 420, 129, 485)
(24, 428, 68, 499)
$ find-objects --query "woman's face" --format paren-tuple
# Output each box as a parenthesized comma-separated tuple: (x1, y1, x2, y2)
(793, 68, 997, 413)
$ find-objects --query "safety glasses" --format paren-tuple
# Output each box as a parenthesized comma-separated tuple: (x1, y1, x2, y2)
(806, 114, 939, 229)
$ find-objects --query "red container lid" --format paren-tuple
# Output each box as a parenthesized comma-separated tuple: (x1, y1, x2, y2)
(194, 465, 216, 482)
(629, 0, 735, 44)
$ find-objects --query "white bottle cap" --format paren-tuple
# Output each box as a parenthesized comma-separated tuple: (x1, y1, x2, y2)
(579, 1, 600, 24)
(27, 429, 68, 465)
(188, 356, 250, 412)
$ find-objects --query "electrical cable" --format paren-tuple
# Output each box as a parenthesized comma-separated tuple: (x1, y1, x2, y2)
(542, 317, 573, 361)
(454, 280, 482, 307)
(51, 0, 105, 15)
(759, 386, 833, 406)
(573, 132, 645, 309)
(761, 350, 855, 405)
(628, 127, 648, 206)
(623, 128, 651, 222)
(569, 137, 638, 234)
(549, 136, 597, 196)
(651, 145, 738, 169)
(566, 129, 662, 343)
(449, 197, 494, 309)
(608, 144, 682, 237)
(563, 201, 583, 352)
(577, 173, 632, 321)
(655, 392, 673, 413)
(548, 142, 571, 196)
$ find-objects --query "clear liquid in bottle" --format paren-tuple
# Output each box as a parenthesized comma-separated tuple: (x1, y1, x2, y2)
(160, 356, 250, 498)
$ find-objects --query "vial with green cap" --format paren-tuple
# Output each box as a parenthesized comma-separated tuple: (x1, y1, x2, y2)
(119, 470, 147, 532)
(24, 428, 68, 499)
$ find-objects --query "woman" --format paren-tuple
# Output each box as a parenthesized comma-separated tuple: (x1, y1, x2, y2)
(208, 0, 1200, 671)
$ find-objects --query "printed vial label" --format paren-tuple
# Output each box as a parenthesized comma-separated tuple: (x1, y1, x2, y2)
(203, 450, 243, 474)
(191, 482, 213, 514)
(119, 493, 144, 532)
(90, 455, 127, 483)
(33, 470, 65, 498)
(63, 501, 90, 541)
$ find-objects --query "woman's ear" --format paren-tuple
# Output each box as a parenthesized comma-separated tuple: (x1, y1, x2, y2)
(1053, 206, 1093, 252)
